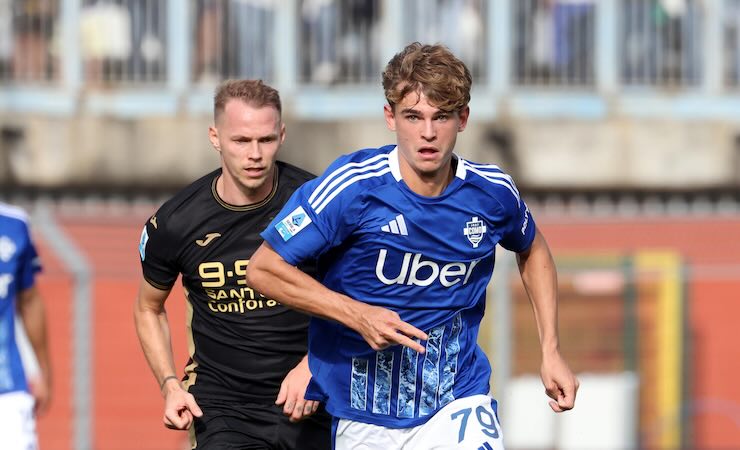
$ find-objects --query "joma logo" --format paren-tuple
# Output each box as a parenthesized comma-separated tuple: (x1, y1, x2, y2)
(196, 233, 222, 247)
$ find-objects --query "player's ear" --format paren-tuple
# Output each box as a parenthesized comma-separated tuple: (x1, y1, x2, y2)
(384, 104, 396, 131)
(457, 106, 470, 132)
(279, 122, 286, 146)
(208, 126, 220, 152)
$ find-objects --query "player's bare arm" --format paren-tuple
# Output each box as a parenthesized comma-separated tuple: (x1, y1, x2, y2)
(246, 242, 428, 353)
(17, 286, 52, 415)
(516, 228, 579, 412)
(134, 279, 203, 429)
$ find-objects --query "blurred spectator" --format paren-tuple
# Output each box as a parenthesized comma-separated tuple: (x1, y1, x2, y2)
(194, 0, 221, 83)
(659, 0, 701, 84)
(405, 0, 484, 78)
(227, 0, 274, 80)
(552, 0, 595, 83)
(0, 0, 11, 79)
(127, 0, 166, 81)
(437, 0, 484, 75)
(302, 0, 339, 83)
(80, 0, 132, 84)
(194, 0, 273, 83)
(11, 0, 57, 81)
(514, 0, 594, 85)
(80, 0, 165, 85)
(724, 0, 740, 85)
(621, 0, 702, 86)
(338, 0, 380, 82)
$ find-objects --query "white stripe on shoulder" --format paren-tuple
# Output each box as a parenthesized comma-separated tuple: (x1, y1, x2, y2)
(462, 161, 517, 190)
(462, 161, 503, 172)
(0, 202, 29, 222)
(463, 161, 517, 187)
(309, 157, 390, 210)
(308, 153, 390, 205)
(464, 162, 521, 205)
(313, 167, 392, 214)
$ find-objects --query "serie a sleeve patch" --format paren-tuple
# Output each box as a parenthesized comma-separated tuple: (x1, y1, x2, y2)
(275, 206, 313, 242)
(139, 226, 149, 261)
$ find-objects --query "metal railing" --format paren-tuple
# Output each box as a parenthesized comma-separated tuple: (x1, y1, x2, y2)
(193, 0, 274, 84)
(79, 0, 167, 85)
(620, 0, 703, 88)
(299, 0, 382, 84)
(403, 0, 488, 81)
(3, 0, 740, 117)
(512, 0, 597, 87)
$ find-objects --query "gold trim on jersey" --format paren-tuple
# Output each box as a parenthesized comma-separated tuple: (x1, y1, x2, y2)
(182, 289, 198, 392)
(143, 276, 172, 292)
(210, 165, 280, 211)
(189, 426, 197, 450)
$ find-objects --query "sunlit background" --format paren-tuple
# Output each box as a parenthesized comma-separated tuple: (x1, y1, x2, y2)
(1, 1, 739, 449)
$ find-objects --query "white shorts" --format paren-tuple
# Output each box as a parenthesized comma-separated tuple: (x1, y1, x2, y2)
(0, 391, 38, 450)
(335, 394, 504, 450)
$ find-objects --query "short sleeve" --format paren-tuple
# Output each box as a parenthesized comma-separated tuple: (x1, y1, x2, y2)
(139, 214, 179, 289)
(262, 157, 363, 265)
(498, 199, 536, 253)
(17, 226, 41, 291)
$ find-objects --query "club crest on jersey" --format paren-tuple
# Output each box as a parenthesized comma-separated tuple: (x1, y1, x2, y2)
(0, 236, 16, 262)
(275, 206, 313, 242)
(463, 216, 487, 248)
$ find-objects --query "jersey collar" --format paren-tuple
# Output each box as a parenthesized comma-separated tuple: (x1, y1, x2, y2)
(387, 145, 467, 182)
(211, 165, 280, 211)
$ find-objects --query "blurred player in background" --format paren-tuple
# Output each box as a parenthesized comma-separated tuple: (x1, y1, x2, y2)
(0, 202, 52, 450)
(133, 79, 331, 449)
(246, 43, 579, 449)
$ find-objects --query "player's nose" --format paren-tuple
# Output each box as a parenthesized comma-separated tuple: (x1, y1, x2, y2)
(246, 141, 262, 160)
(421, 120, 436, 141)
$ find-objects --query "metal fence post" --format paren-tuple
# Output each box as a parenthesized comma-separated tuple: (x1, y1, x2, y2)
(34, 203, 93, 450)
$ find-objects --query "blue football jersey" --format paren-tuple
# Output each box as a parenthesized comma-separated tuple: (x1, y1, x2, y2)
(262, 145, 535, 428)
(0, 203, 41, 395)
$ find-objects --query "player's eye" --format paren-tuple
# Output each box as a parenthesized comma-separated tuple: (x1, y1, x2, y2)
(435, 114, 449, 122)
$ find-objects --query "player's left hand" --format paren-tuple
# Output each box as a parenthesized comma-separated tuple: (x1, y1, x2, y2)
(276, 356, 320, 422)
(540, 349, 579, 412)
(27, 375, 51, 416)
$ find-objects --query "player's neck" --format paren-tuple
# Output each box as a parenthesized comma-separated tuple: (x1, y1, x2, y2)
(216, 171, 274, 206)
(401, 159, 455, 197)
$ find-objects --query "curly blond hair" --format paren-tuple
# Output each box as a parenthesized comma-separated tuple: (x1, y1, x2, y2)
(382, 42, 472, 112)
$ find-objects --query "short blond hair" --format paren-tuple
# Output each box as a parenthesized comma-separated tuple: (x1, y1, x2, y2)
(382, 42, 472, 112)
(214, 79, 282, 121)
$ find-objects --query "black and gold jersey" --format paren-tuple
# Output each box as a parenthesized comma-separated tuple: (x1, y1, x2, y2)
(139, 162, 316, 403)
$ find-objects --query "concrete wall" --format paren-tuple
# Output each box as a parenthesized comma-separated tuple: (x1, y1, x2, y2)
(2, 114, 739, 190)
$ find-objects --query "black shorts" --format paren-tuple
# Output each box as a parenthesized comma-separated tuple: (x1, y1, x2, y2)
(192, 401, 332, 450)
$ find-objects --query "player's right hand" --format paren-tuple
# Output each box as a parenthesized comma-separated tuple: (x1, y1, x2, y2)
(352, 303, 428, 353)
(540, 350, 579, 413)
(162, 380, 203, 430)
